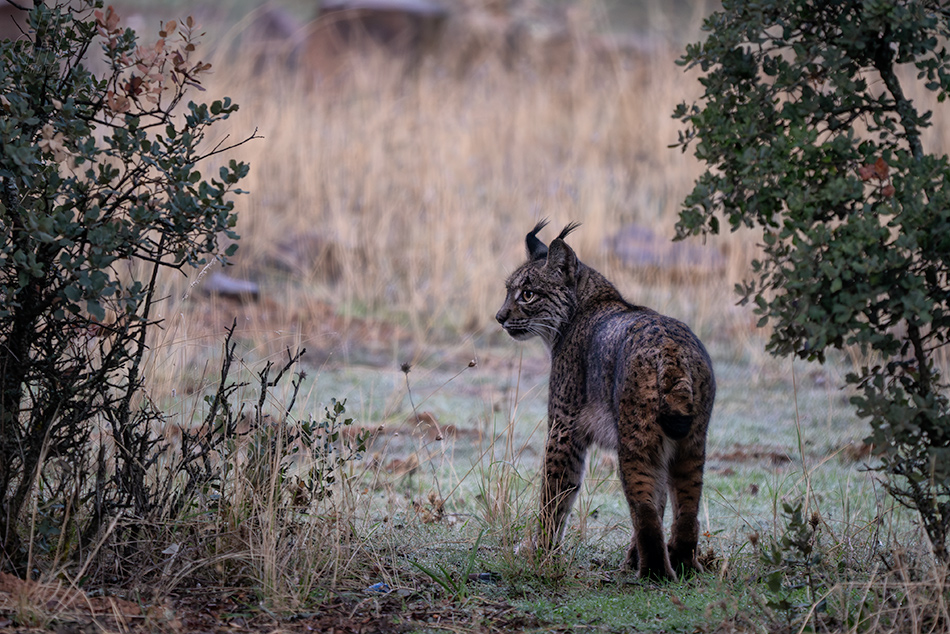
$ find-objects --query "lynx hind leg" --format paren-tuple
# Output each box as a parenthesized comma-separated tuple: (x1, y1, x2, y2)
(666, 433, 708, 576)
(617, 421, 676, 580)
(624, 476, 668, 574)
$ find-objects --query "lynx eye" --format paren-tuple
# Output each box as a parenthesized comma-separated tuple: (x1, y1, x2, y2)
(520, 290, 537, 303)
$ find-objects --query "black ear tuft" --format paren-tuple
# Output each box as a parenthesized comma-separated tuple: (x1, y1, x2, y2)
(556, 221, 581, 242)
(526, 218, 550, 260)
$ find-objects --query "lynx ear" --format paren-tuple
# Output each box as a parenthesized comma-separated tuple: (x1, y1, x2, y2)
(526, 218, 550, 260)
(545, 238, 578, 283)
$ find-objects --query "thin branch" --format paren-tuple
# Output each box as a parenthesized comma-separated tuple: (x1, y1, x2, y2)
(907, 322, 933, 395)
(194, 128, 262, 162)
(873, 32, 925, 161)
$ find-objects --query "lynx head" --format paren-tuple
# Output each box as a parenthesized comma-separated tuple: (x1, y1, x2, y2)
(495, 220, 582, 348)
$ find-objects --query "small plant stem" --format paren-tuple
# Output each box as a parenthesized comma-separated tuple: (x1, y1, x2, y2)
(402, 366, 443, 501)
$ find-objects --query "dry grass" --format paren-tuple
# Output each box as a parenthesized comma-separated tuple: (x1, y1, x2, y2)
(150, 6, 757, 355)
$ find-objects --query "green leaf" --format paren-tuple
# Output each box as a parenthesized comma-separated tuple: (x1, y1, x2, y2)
(86, 299, 105, 322)
(63, 285, 81, 302)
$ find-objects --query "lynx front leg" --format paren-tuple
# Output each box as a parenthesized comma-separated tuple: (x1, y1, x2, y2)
(537, 422, 588, 552)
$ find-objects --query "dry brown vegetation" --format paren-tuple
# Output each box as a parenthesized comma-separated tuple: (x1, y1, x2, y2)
(148, 1, 757, 363)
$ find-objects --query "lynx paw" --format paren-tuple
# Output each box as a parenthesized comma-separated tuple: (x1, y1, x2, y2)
(668, 544, 703, 577)
(626, 544, 676, 581)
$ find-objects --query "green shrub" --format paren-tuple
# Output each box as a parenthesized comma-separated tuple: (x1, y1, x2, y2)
(675, 0, 950, 562)
(0, 1, 253, 572)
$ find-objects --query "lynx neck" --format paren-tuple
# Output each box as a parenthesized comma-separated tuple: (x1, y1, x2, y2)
(575, 265, 626, 310)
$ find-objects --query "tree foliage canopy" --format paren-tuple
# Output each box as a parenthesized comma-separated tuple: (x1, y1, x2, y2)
(675, 0, 950, 561)
(0, 1, 253, 570)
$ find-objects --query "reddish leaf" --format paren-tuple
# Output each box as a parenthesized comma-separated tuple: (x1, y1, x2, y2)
(874, 156, 889, 179)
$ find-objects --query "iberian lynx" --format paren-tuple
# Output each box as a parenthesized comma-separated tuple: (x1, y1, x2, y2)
(495, 221, 715, 580)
